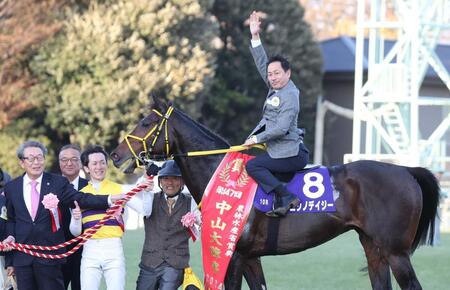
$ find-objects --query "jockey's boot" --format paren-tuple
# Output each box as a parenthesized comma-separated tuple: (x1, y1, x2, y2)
(266, 186, 300, 217)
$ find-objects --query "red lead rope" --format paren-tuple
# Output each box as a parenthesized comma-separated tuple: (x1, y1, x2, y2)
(0, 181, 150, 259)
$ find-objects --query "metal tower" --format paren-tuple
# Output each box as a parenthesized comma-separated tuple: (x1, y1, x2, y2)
(346, 0, 450, 168)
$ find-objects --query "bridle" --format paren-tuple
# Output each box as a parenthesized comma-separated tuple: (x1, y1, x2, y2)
(123, 105, 266, 168)
(125, 106, 174, 167)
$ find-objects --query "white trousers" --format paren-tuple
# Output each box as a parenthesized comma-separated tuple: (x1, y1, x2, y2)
(0, 256, 5, 288)
(80, 237, 125, 290)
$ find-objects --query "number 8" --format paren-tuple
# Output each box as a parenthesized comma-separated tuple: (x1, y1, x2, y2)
(303, 172, 325, 199)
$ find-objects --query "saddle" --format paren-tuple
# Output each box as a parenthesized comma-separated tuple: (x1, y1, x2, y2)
(254, 165, 336, 214)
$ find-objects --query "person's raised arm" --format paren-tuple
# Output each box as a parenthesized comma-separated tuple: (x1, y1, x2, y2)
(249, 10, 261, 41)
(248, 11, 269, 86)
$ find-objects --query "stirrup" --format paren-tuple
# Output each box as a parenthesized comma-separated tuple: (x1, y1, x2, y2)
(265, 209, 282, 217)
(270, 197, 300, 217)
(265, 195, 283, 217)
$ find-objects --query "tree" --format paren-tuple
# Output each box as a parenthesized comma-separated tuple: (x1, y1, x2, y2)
(202, 0, 323, 150)
(0, 0, 66, 129)
(0, 0, 96, 175)
(29, 0, 218, 150)
(298, 0, 357, 41)
(0, 107, 55, 177)
(0, 0, 218, 176)
(298, 0, 404, 41)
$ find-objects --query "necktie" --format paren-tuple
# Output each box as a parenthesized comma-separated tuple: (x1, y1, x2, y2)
(167, 198, 176, 215)
(30, 180, 40, 220)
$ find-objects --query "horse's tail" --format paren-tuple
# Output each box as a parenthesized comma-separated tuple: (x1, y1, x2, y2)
(406, 166, 440, 252)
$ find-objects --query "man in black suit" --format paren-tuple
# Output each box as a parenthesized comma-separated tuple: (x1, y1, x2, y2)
(0, 167, 12, 286)
(58, 144, 87, 290)
(0, 167, 11, 192)
(1, 140, 119, 290)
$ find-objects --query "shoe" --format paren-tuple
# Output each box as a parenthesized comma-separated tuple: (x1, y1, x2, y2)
(265, 194, 300, 217)
(265, 210, 281, 217)
(265, 194, 283, 217)
(272, 197, 300, 217)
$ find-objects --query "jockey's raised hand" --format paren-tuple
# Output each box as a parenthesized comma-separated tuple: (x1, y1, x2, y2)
(249, 11, 261, 40)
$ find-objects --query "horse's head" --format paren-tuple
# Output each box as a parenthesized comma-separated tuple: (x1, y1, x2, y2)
(110, 96, 174, 172)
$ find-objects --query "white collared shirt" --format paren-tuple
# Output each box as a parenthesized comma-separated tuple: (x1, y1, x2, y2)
(124, 176, 154, 217)
(70, 176, 80, 190)
(251, 39, 262, 48)
(23, 174, 43, 218)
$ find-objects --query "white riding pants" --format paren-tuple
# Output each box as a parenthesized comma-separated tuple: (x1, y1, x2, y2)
(80, 237, 125, 290)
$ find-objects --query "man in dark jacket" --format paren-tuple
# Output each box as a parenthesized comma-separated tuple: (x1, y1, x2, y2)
(58, 144, 87, 290)
(1, 140, 119, 290)
(0, 168, 9, 287)
(0, 167, 11, 194)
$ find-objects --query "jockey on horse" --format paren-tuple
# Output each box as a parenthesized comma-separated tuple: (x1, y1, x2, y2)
(244, 11, 309, 217)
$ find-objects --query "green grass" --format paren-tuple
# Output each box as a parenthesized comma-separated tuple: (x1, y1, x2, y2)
(98, 231, 450, 290)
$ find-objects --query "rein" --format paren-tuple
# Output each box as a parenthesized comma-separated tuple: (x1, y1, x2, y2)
(125, 106, 265, 165)
(148, 144, 266, 160)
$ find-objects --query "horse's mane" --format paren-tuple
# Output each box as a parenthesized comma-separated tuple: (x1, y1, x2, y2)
(175, 108, 230, 146)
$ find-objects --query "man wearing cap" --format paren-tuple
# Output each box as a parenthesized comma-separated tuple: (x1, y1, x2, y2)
(135, 160, 201, 290)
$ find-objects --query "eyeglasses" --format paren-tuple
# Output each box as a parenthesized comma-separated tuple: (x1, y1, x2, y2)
(22, 156, 45, 164)
(59, 157, 80, 164)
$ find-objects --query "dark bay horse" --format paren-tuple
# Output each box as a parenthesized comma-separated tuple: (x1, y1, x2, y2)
(110, 98, 439, 290)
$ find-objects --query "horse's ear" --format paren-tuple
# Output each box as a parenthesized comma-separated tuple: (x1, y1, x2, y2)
(148, 93, 157, 104)
(149, 93, 168, 111)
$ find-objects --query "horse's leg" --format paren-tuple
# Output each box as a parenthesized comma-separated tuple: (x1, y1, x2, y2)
(387, 254, 422, 290)
(224, 252, 245, 290)
(243, 257, 267, 290)
(359, 233, 392, 290)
